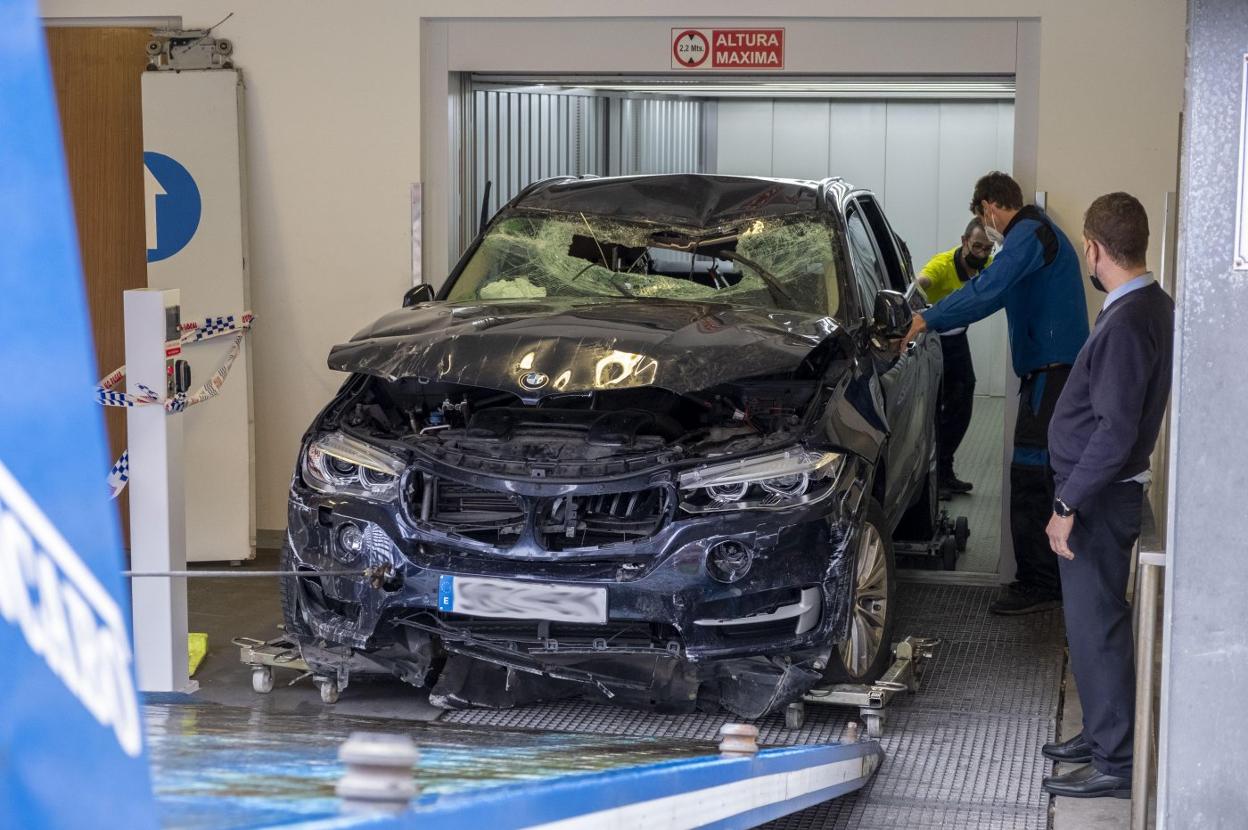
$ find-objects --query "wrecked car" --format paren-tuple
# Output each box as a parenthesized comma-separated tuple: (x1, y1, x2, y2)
(281, 174, 942, 718)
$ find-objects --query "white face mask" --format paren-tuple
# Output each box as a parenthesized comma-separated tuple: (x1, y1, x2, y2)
(983, 213, 1005, 246)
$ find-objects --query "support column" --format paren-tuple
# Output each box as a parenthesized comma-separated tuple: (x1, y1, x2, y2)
(125, 288, 196, 694)
(1159, 0, 1248, 824)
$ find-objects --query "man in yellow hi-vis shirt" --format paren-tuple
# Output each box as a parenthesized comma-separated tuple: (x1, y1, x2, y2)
(919, 218, 993, 500)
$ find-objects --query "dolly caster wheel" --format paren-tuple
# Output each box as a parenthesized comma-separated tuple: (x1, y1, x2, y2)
(954, 516, 970, 552)
(863, 712, 884, 738)
(940, 536, 959, 571)
(785, 701, 806, 730)
(251, 666, 274, 694)
(316, 677, 340, 704)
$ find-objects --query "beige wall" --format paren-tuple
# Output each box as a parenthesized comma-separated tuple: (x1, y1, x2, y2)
(41, 1, 1187, 534)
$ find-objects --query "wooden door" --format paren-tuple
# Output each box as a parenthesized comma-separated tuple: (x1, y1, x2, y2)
(45, 27, 150, 544)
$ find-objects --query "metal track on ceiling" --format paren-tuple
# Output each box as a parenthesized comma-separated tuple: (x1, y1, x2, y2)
(470, 74, 1017, 101)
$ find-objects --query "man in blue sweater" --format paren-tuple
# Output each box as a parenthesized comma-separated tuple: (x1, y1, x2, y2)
(904, 172, 1089, 614)
(1040, 193, 1173, 799)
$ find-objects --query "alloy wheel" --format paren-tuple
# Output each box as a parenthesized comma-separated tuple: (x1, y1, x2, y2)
(837, 522, 890, 679)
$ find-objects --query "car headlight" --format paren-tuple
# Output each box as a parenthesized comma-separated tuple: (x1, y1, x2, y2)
(301, 431, 404, 501)
(679, 449, 844, 513)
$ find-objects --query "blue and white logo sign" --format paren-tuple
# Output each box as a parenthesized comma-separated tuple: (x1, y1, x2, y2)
(143, 151, 201, 263)
(2, 1, 158, 825)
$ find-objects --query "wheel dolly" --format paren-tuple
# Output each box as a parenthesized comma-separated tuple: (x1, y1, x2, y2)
(895, 510, 970, 570)
(234, 633, 343, 704)
(784, 636, 940, 737)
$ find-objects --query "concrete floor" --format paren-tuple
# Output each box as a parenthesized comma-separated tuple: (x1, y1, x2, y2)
(949, 395, 1005, 575)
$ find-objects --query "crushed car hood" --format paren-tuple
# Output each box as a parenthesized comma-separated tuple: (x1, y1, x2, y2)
(327, 298, 840, 399)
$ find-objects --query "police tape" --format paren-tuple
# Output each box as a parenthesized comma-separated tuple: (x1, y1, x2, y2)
(94, 311, 253, 408)
(99, 312, 252, 498)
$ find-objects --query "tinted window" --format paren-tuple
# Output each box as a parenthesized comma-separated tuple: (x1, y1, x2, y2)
(856, 196, 910, 294)
(845, 206, 886, 309)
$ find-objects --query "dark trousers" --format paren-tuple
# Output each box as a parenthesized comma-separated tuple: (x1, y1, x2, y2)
(1057, 480, 1143, 778)
(1010, 366, 1071, 599)
(937, 332, 977, 477)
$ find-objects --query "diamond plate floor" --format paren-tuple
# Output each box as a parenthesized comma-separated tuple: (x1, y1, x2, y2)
(439, 582, 1065, 830)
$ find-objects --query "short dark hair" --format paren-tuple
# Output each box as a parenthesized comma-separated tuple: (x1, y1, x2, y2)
(963, 217, 985, 238)
(969, 172, 1024, 215)
(1083, 192, 1149, 268)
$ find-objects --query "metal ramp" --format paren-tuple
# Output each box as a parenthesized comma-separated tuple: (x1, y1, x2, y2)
(441, 582, 1067, 830)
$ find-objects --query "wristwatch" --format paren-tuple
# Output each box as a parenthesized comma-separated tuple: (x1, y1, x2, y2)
(1053, 498, 1076, 518)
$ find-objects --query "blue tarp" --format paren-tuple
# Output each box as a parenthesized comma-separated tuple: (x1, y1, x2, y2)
(0, 2, 157, 826)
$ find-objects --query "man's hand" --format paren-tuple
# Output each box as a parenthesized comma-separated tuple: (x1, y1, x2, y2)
(900, 313, 927, 353)
(1046, 512, 1075, 560)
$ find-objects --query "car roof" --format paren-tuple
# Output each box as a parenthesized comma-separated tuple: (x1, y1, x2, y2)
(509, 173, 860, 228)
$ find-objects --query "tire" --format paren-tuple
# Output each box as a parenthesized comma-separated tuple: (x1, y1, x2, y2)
(279, 543, 312, 637)
(954, 516, 970, 552)
(825, 500, 898, 685)
(940, 536, 959, 571)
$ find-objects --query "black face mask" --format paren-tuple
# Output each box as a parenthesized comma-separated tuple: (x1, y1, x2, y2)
(1089, 272, 1107, 293)
(965, 252, 989, 271)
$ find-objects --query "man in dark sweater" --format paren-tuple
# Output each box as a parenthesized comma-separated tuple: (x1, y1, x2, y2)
(904, 172, 1089, 614)
(1040, 192, 1174, 799)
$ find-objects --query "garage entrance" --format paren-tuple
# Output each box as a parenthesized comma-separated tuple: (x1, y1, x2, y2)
(452, 73, 1015, 576)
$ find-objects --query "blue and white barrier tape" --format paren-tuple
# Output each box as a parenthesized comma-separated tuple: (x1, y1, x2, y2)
(98, 311, 252, 498)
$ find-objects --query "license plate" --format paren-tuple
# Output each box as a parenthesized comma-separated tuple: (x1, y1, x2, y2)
(438, 575, 607, 624)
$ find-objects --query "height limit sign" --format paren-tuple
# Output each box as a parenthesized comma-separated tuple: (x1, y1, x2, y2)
(671, 28, 785, 70)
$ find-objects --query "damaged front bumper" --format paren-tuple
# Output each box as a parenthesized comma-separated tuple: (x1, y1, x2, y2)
(283, 452, 871, 717)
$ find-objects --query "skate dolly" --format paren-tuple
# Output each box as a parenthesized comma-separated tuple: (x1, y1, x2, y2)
(785, 636, 940, 737)
(234, 632, 342, 704)
(895, 510, 969, 570)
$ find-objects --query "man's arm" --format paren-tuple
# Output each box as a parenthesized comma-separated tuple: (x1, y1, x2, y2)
(1056, 324, 1155, 510)
(921, 227, 1045, 333)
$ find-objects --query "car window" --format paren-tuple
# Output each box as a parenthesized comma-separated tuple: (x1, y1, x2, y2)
(447, 212, 840, 317)
(844, 205, 886, 310)
(856, 196, 910, 295)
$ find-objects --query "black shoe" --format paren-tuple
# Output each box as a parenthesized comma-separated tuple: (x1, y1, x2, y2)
(989, 587, 1061, 616)
(945, 476, 973, 494)
(1043, 732, 1092, 763)
(1043, 763, 1131, 799)
(938, 484, 954, 502)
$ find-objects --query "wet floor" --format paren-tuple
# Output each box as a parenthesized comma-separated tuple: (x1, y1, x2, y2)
(145, 701, 713, 829)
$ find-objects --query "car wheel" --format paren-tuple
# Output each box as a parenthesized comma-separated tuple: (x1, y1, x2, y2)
(279, 543, 312, 637)
(825, 500, 897, 685)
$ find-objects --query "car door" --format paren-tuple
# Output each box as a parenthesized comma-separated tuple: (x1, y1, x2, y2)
(843, 197, 927, 528)
(856, 195, 942, 520)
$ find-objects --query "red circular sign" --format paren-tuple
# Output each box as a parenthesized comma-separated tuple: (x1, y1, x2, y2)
(672, 29, 709, 68)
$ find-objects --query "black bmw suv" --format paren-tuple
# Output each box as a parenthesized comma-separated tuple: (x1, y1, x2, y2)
(282, 174, 942, 718)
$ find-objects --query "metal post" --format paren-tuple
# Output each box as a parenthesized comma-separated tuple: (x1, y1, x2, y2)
(125, 288, 196, 694)
(1132, 551, 1165, 829)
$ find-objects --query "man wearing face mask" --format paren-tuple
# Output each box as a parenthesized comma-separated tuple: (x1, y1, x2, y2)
(902, 172, 1089, 615)
(1040, 193, 1172, 799)
(917, 219, 994, 499)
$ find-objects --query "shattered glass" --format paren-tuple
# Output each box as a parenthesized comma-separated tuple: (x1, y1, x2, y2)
(449, 212, 841, 315)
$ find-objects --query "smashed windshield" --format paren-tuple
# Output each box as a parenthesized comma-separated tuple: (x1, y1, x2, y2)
(446, 211, 841, 315)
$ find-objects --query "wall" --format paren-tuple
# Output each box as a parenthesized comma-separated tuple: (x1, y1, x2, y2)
(1159, 0, 1248, 824)
(39, 1, 1186, 535)
(716, 97, 1014, 395)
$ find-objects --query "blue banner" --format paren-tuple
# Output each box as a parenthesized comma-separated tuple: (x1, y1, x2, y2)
(0, 2, 157, 827)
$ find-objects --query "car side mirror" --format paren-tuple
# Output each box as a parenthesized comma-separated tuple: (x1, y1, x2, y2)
(871, 289, 913, 340)
(402, 284, 435, 307)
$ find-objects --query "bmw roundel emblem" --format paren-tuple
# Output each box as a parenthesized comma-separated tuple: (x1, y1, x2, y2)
(520, 371, 549, 390)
